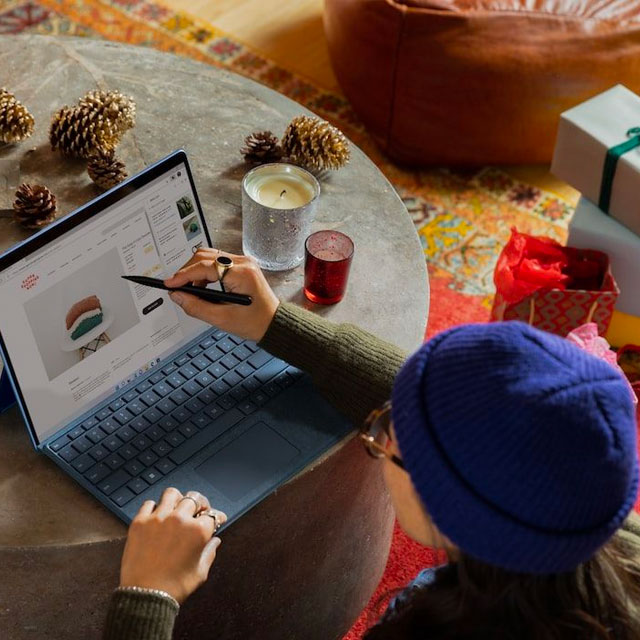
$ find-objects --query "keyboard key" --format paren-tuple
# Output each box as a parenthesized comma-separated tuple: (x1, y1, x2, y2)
(132, 435, 151, 451)
(213, 330, 227, 340)
(141, 468, 162, 484)
(178, 364, 199, 380)
(218, 395, 237, 410)
(212, 380, 229, 395)
(228, 334, 244, 345)
(223, 371, 242, 388)
(71, 454, 93, 473)
(232, 345, 252, 362)
(140, 390, 160, 407)
(244, 340, 259, 352)
(185, 398, 205, 414)
(123, 390, 138, 403)
(156, 458, 176, 475)
(112, 486, 136, 506)
(192, 355, 211, 371)
(50, 436, 69, 452)
(188, 346, 203, 358)
(105, 453, 124, 470)
(127, 477, 149, 495)
(253, 391, 270, 405)
(179, 422, 198, 438)
(136, 380, 153, 394)
(82, 417, 98, 430)
(220, 354, 239, 370)
(195, 371, 214, 388)
(159, 416, 179, 432)
(197, 389, 216, 405)
(143, 408, 162, 424)
(174, 354, 190, 367)
(113, 409, 134, 426)
(104, 436, 123, 452)
(169, 408, 244, 465)
(152, 440, 172, 457)
(144, 425, 165, 442)
(218, 339, 235, 353)
(157, 398, 177, 414)
(191, 412, 210, 429)
(98, 469, 131, 496)
(85, 463, 110, 485)
(264, 381, 282, 396)
(231, 385, 249, 401)
(236, 363, 255, 379)
(248, 350, 272, 370)
(100, 418, 119, 435)
(150, 372, 164, 384)
(171, 407, 192, 423)
(170, 389, 189, 406)
(152, 382, 172, 398)
(204, 346, 224, 362)
(110, 398, 125, 412)
(60, 444, 79, 462)
(204, 405, 222, 420)
(239, 401, 258, 415)
(138, 450, 158, 467)
(127, 401, 146, 416)
(125, 459, 144, 476)
(86, 427, 107, 444)
(167, 372, 187, 389)
(166, 430, 185, 447)
(183, 381, 201, 397)
(131, 416, 150, 433)
(96, 408, 112, 421)
(254, 359, 288, 384)
(68, 426, 84, 440)
(162, 364, 178, 376)
(242, 377, 260, 393)
(200, 337, 215, 349)
(208, 363, 226, 378)
(275, 371, 295, 388)
(119, 444, 138, 461)
(72, 436, 91, 453)
(89, 445, 108, 462)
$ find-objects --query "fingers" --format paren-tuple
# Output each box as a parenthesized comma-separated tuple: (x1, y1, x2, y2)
(137, 500, 156, 518)
(175, 491, 210, 517)
(155, 487, 183, 518)
(169, 291, 217, 323)
(198, 536, 222, 578)
(166, 262, 218, 288)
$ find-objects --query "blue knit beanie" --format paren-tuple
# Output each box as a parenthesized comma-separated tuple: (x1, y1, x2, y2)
(391, 321, 638, 574)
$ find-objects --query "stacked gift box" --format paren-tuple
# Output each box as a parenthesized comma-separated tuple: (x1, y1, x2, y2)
(551, 84, 640, 348)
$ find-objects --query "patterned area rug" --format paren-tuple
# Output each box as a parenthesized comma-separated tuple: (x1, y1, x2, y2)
(0, 1, 579, 638)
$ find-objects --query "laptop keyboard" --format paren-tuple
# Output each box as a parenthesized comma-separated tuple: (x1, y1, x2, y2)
(48, 329, 302, 508)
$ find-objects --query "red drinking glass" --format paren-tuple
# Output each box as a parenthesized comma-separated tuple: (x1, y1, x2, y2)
(304, 230, 354, 304)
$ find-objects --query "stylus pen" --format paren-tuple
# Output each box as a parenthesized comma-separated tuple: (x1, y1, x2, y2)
(121, 275, 253, 306)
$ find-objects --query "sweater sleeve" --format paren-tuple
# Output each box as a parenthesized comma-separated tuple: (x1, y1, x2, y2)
(259, 302, 409, 426)
(102, 591, 178, 640)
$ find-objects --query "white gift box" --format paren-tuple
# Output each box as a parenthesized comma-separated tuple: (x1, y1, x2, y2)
(568, 196, 640, 318)
(552, 85, 640, 237)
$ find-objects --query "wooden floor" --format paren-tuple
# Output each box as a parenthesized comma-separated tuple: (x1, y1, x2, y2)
(160, 0, 339, 92)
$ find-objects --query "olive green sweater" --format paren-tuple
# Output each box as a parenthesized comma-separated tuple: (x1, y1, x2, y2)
(103, 302, 640, 640)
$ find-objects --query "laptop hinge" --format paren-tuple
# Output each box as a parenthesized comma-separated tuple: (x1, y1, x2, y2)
(0, 368, 16, 414)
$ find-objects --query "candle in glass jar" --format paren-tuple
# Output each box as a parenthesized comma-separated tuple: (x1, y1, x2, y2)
(248, 174, 315, 209)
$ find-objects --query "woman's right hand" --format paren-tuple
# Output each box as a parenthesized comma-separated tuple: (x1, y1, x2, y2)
(164, 248, 279, 342)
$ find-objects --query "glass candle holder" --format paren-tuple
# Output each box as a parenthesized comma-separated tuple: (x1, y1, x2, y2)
(242, 163, 320, 271)
(304, 230, 354, 305)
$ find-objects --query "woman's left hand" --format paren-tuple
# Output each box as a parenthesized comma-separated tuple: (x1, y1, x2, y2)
(119, 487, 228, 604)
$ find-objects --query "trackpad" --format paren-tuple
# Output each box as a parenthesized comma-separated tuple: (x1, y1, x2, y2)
(195, 422, 300, 502)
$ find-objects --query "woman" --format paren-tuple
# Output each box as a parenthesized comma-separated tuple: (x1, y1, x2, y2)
(104, 249, 640, 640)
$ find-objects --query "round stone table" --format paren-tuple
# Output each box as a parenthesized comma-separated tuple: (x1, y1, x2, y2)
(0, 36, 428, 640)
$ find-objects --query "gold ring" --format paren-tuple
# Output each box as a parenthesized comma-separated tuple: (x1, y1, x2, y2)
(178, 496, 200, 512)
(215, 256, 233, 285)
(199, 509, 223, 531)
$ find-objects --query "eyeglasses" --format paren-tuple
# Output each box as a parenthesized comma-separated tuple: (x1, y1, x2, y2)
(359, 401, 405, 470)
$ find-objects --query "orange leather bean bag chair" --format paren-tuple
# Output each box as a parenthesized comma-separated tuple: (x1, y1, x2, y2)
(324, 0, 640, 165)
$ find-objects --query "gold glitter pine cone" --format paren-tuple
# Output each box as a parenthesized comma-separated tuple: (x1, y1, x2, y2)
(88, 150, 128, 190)
(281, 115, 350, 172)
(0, 88, 35, 144)
(241, 130, 283, 164)
(13, 183, 57, 229)
(50, 89, 136, 158)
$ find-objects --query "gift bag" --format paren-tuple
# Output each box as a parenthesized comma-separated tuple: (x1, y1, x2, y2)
(491, 229, 619, 337)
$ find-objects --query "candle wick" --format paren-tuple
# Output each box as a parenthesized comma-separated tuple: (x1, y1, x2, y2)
(280, 189, 287, 198)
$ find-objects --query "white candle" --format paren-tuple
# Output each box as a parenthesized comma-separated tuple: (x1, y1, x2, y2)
(246, 170, 316, 210)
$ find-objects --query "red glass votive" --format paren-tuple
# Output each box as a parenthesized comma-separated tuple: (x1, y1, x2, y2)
(304, 230, 354, 305)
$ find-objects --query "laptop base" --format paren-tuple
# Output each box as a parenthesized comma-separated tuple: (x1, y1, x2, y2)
(0, 369, 15, 415)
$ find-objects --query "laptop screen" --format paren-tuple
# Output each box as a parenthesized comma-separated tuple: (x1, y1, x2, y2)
(0, 154, 212, 445)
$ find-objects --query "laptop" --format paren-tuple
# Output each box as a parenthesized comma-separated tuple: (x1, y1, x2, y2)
(0, 150, 351, 526)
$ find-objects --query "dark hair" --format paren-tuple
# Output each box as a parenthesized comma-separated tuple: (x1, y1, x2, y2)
(364, 533, 640, 640)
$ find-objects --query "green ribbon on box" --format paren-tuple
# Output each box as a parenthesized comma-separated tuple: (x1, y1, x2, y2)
(599, 127, 640, 214)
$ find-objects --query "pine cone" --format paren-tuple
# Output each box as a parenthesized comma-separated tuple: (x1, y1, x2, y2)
(241, 131, 283, 164)
(13, 184, 57, 229)
(0, 88, 35, 144)
(281, 116, 350, 172)
(88, 150, 128, 190)
(50, 90, 136, 158)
